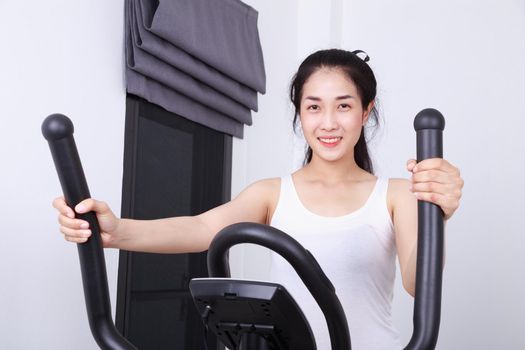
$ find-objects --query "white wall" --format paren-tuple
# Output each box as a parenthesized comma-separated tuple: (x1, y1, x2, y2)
(0, 1, 125, 349)
(1, 0, 524, 349)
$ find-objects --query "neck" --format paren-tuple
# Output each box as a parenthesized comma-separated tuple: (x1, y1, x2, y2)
(302, 152, 367, 183)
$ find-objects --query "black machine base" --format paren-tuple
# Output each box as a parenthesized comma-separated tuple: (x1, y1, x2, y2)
(189, 278, 316, 350)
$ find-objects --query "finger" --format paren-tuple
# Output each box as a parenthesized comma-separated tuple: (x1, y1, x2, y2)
(412, 169, 455, 184)
(74, 198, 110, 215)
(411, 181, 461, 198)
(413, 158, 459, 175)
(413, 191, 459, 212)
(52, 196, 64, 209)
(52, 196, 75, 219)
(64, 235, 90, 244)
(58, 214, 90, 229)
(60, 225, 92, 239)
(406, 158, 417, 172)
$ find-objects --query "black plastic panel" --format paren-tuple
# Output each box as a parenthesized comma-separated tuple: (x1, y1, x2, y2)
(116, 94, 231, 350)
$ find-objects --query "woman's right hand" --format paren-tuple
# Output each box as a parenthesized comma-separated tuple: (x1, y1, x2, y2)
(52, 197, 120, 247)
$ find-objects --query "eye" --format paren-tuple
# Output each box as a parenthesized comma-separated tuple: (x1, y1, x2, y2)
(306, 104, 320, 111)
(338, 103, 351, 110)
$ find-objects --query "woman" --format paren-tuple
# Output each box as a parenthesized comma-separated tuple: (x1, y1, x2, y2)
(53, 49, 463, 349)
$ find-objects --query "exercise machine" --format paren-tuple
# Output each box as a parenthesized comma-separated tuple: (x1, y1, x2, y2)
(42, 108, 445, 349)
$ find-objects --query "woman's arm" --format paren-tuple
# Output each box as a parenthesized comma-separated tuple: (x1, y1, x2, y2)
(389, 178, 418, 297)
(391, 158, 463, 297)
(55, 178, 279, 254)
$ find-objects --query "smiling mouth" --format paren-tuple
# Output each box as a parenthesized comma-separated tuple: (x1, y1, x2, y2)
(318, 137, 342, 144)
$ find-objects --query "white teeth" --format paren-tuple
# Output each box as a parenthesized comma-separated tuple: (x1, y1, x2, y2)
(319, 137, 341, 144)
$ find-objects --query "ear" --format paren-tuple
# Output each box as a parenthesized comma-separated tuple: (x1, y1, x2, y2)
(295, 114, 303, 132)
(362, 100, 375, 125)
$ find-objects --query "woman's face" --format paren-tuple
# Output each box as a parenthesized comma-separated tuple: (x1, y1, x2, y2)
(299, 67, 372, 164)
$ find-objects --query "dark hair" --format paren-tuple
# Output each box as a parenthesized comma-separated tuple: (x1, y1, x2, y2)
(289, 49, 379, 174)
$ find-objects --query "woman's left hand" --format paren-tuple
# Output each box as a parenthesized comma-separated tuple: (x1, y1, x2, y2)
(406, 158, 464, 220)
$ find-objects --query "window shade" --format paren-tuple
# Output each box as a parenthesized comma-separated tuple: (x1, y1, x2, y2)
(125, 0, 266, 138)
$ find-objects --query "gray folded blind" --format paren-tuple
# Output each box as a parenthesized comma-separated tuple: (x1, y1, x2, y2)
(125, 0, 266, 138)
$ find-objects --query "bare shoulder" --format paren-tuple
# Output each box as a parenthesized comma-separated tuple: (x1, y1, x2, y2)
(238, 177, 280, 206)
(244, 177, 281, 223)
(198, 177, 281, 230)
(250, 177, 281, 189)
(386, 178, 413, 213)
(243, 177, 280, 196)
(388, 178, 411, 193)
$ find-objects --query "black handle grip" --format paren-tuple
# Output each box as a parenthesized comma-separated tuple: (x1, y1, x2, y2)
(42, 114, 137, 350)
(404, 108, 445, 350)
(207, 222, 352, 350)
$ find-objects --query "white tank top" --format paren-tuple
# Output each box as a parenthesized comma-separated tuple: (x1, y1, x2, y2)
(269, 175, 402, 350)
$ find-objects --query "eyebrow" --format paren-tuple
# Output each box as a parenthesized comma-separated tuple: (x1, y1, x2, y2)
(303, 95, 355, 101)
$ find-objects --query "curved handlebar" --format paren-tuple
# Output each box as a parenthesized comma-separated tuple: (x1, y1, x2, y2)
(207, 222, 352, 350)
(404, 108, 445, 350)
(42, 114, 137, 350)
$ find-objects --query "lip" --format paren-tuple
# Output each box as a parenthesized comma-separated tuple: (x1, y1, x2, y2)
(318, 136, 342, 148)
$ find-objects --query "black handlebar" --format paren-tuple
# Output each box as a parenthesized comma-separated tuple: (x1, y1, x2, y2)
(42, 114, 137, 350)
(404, 108, 445, 350)
(207, 222, 352, 350)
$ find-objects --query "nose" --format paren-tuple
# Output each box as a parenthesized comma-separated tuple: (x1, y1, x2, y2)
(320, 109, 338, 131)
